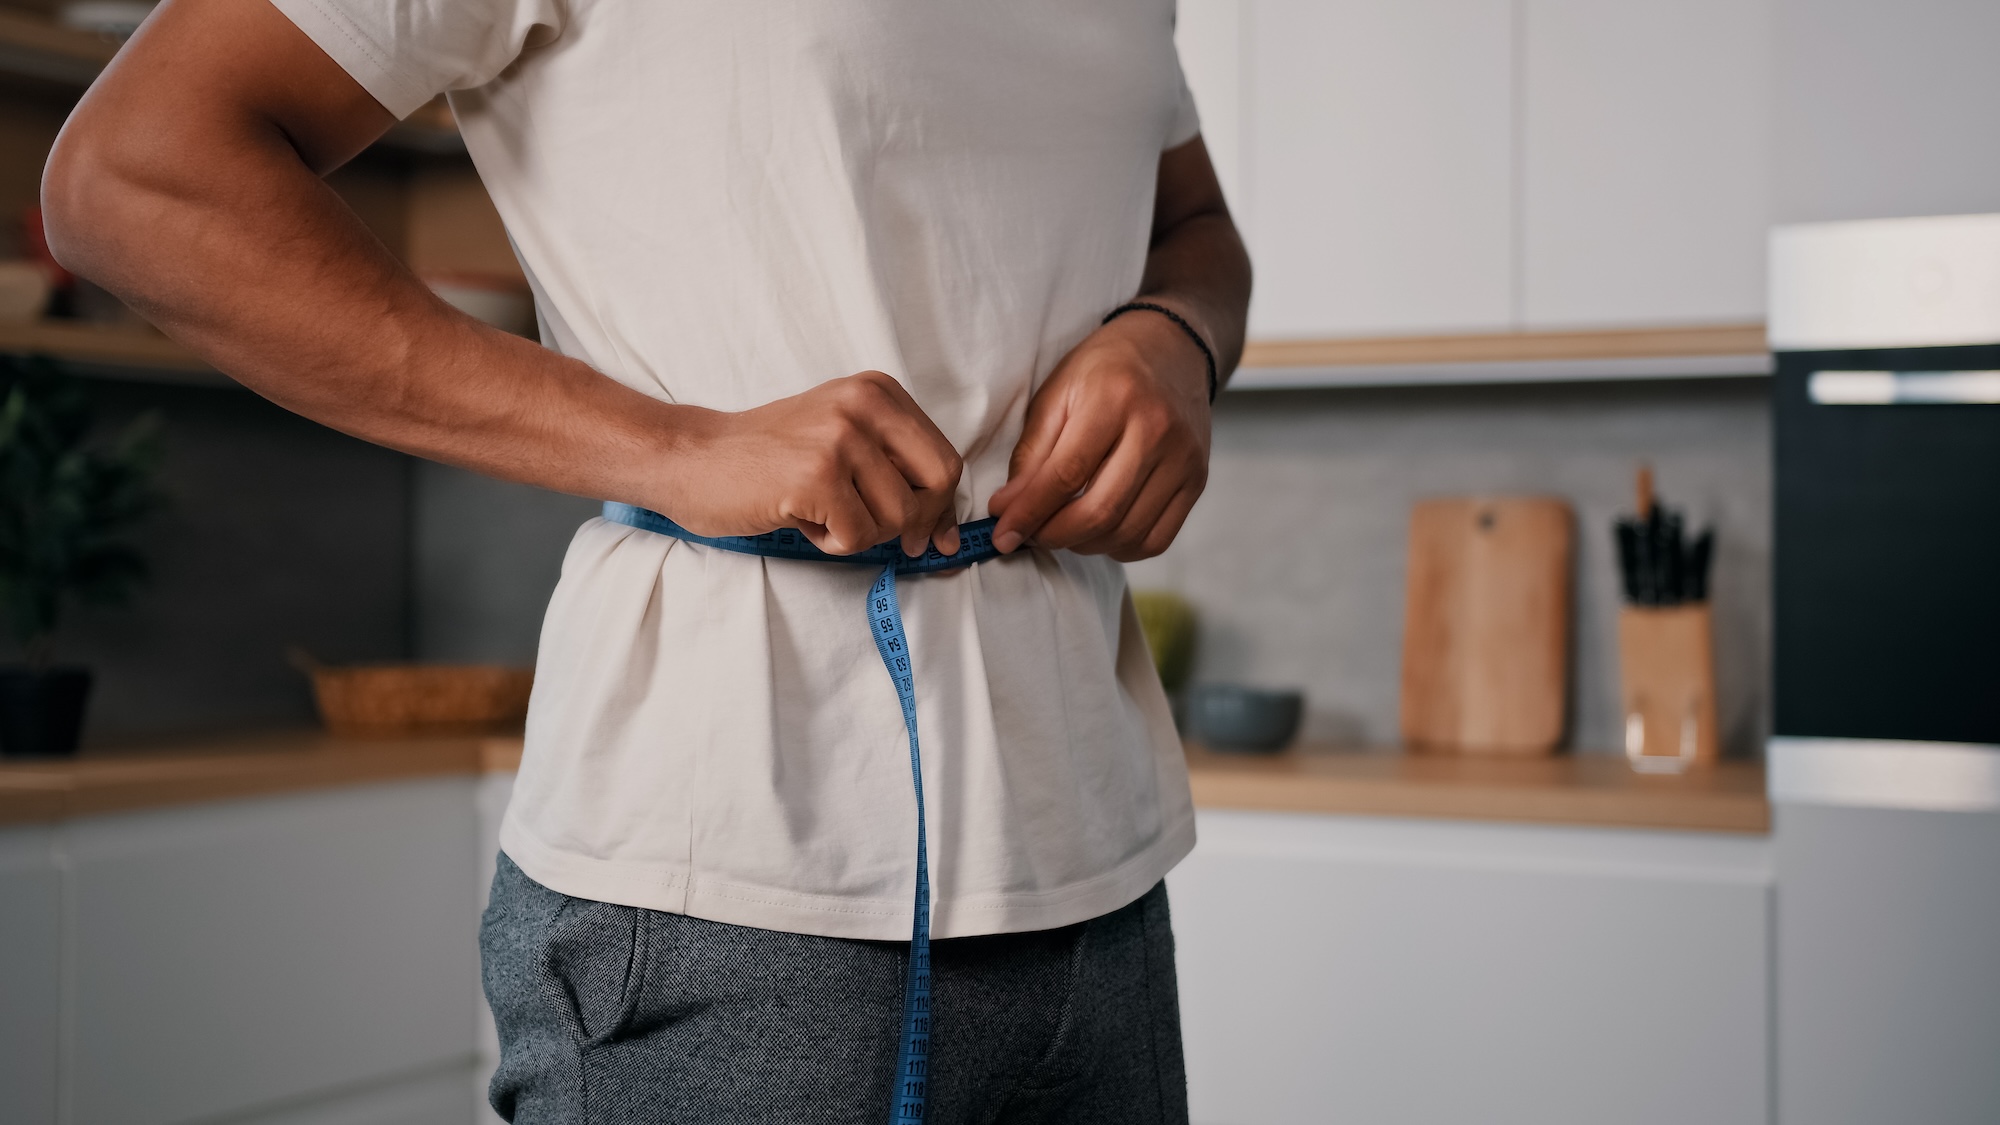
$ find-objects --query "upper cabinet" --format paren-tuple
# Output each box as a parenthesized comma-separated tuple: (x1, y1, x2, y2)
(1520, 0, 1771, 329)
(1246, 0, 1517, 340)
(1176, 0, 1772, 346)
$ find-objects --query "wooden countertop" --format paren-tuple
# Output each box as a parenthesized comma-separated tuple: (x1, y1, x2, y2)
(0, 729, 524, 827)
(0, 732, 1769, 833)
(1186, 744, 1769, 833)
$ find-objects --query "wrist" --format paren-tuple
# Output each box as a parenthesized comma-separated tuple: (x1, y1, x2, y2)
(1102, 298, 1218, 404)
(620, 399, 723, 517)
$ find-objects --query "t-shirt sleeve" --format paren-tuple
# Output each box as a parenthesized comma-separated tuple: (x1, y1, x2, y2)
(1164, 39, 1202, 149)
(271, 0, 563, 120)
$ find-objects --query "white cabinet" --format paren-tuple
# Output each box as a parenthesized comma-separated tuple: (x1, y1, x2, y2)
(1174, 0, 1770, 342)
(1243, 0, 1516, 340)
(1520, 0, 1771, 328)
(1170, 810, 1772, 1125)
(3, 773, 495, 1125)
(195, 1069, 481, 1125)
(0, 825, 60, 1125)
(59, 779, 481, 1125)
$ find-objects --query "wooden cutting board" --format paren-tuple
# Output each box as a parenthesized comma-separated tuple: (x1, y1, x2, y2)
(1399, 496, 1574, 755)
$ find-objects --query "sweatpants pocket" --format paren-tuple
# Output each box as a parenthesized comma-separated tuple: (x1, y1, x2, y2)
(540, 896, 649, 1047)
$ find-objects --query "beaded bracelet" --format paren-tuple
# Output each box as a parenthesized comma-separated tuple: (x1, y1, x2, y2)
(1102, 300, 1219, 403)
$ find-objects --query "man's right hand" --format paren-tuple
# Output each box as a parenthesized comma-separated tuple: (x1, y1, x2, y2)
(656, 371, 963, 559)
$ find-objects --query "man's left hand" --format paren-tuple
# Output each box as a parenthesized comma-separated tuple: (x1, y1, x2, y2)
(987, 306, 1211, 562)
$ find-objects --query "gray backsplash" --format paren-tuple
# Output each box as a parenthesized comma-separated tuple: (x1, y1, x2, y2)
(1123, 376, 1772, 757)
(405, 376, 1772, 758)
(24, 380, 414, 742)
(411, 461, 599, 666)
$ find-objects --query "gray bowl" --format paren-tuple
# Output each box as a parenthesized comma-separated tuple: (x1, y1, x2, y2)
(1187, 684, 1304, 753)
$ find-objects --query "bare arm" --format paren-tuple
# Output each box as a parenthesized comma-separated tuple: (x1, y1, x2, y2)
(1136, 136, 1252, 382)
(42, 0, 960, 556)
(988, 137, 1251, 559)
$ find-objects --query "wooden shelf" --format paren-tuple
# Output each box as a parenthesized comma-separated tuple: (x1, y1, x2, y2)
(3, 317, 1771, 393)
(0, 319, 235, 385)
(1231, 323, 1771, 391)
(0, 6, 115, 86)
(0, 9, 464, 155)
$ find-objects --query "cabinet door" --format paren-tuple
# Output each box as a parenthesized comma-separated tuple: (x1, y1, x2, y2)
(1245, 0, 1515, 340)
(0, 826, 59, 1125)
(64, 779, 480, 1125)
(1169, 810, 1771, 1125)
(1521, 0, 1771, 327)
(181, 1066, 476, 1125)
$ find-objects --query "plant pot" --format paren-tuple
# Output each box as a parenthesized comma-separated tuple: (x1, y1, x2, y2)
(0, 667, 92, 758)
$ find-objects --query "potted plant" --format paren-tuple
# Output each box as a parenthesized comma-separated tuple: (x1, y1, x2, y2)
(0, 355, 160, 757)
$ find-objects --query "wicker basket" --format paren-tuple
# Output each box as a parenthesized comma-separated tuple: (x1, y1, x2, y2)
(297, 655, 533, 738)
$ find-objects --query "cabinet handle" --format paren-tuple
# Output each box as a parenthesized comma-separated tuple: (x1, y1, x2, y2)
(1808, 369, 2000, 405)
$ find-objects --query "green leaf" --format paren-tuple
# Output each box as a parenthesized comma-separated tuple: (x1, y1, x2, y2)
(0, 356, 164, 649)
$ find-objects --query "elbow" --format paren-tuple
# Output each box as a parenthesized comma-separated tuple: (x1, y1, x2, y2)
(40, 118, 140, 287)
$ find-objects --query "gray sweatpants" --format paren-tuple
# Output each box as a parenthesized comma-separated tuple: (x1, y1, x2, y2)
(480, 853, 1190, 1124)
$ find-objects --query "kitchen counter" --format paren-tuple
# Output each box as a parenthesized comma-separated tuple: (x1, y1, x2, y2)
(1187, 743, 1769, 832)
(0, 729, 522, 827)
(1, 731, 1768, 832)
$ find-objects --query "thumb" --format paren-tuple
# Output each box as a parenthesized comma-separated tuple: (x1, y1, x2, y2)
(989, 385, 1070, 517)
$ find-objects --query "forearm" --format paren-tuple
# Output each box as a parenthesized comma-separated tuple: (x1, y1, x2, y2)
(40, 10, 696, 509)
(1134, 206, 1252, 388)
(54, 167, 684, 507)
(988, 137, 1248, 556)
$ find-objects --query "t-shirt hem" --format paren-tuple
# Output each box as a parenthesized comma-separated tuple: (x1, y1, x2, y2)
(498, 811, 1197, 942)
(269, 0, 437, 119)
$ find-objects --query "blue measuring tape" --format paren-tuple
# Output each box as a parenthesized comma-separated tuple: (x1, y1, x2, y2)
(602, 501, 1003, 1123)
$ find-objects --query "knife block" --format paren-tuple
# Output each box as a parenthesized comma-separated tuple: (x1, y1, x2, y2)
(1617, 604, 1718, 772)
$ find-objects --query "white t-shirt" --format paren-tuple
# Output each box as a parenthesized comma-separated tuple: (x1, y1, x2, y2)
(276, 0, 1201, 940)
